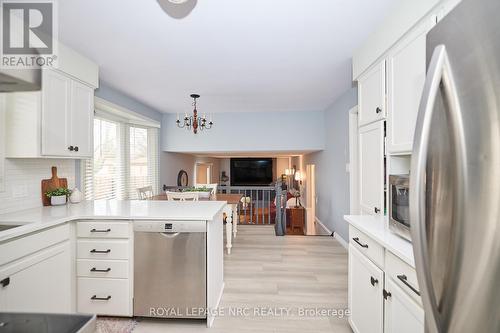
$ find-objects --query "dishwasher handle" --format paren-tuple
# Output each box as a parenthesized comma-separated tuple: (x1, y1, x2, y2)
(160, 232, 181, 238)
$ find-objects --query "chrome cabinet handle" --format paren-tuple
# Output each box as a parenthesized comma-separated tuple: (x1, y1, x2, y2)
(90, 228, 111, 233)
(370, 276, 378, 286)
(411, 44, 465, 333)
(397, 275, 421, 296)
(352, 237, 368, 248)
(91, 295, 111, 301)
(90, 267, 111, 273)
(90, 249, 111, 254)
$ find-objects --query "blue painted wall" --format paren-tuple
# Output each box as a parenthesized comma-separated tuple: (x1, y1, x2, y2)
(162, 110, 325, 153)
(303, 87, 358, 242)
(95, 83, 163, 123)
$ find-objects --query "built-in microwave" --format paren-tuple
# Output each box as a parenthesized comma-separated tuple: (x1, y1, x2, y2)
(389, 174, 411, 241)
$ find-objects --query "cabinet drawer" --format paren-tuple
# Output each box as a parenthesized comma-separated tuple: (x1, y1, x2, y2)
(349, 226, 384, 269)
(77, 240, 130, 260)
(76, 259, 129, 279)
(385, 251, 421, 305)
(77, 278, 130, 316)
(0, 224, 70, 266)
(76, 221, 130, 239)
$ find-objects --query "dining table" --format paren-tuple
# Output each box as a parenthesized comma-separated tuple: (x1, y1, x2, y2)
(151, 193, 243, 254)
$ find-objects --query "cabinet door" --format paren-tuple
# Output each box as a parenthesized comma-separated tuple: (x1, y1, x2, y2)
(348, 244, 384, 333)
(384, 278, 424, 333)
(0, 242, 72, 313)
(358, 121, 384, 215)
(387, 17, 436, 154)
(41, 69, 72, 156)
(358, 60, 386, 126)
(70, 80, 94, 158)
(0, 94, 5, 192)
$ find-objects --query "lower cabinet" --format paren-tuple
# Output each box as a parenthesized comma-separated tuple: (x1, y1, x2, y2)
(349, 244, 384, 333)
(0, 241, 72, 313)
(75, 220, 133, 317)
(348, 225, 424, 333)
(384, 278, 425, 333)
(77, 278, 130, 316)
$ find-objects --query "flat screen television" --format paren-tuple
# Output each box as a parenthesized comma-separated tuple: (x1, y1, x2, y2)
(230, 158, 273, 186)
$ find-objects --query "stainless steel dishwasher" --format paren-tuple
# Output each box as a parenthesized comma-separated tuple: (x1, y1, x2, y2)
(133, 220, 206, 318)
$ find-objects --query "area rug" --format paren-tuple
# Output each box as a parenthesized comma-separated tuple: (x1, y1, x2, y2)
(96, 317, 137, 333)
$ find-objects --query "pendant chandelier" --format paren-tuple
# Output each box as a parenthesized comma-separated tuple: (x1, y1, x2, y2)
(176, 94, 213, 134)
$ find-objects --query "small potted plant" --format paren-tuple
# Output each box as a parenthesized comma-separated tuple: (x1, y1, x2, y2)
(183, 186, 212, 199)
(45, 188, 71, 206)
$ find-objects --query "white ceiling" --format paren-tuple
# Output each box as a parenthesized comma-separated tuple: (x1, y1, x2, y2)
(58, 0, 396, 114)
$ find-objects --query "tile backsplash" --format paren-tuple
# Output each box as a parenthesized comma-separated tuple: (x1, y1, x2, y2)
(0, 159, 75, 215)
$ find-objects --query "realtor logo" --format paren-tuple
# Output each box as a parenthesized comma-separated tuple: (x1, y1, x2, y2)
(1, 0, 58, 68)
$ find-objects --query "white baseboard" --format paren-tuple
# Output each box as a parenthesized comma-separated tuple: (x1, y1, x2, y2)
(315, 217, 348, 250)
(315, 217, 332, 234)
(334, 233, 348, 250)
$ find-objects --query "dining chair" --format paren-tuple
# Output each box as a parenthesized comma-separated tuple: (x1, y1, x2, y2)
(196, 183, 218, 196)
(137, 186, 153, 200)
(166, 191, 199, 201)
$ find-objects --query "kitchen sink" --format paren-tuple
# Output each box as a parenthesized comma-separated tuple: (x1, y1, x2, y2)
(0, 313, 96, 333)
(0, 224, 23, 232)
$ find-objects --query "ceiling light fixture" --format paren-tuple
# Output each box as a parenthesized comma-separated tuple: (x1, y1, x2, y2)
(167, 0, 189, 4)
(176, 94, 213, 134)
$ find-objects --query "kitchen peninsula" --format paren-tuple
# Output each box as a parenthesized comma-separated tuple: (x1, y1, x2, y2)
(0, 200, 226, 327)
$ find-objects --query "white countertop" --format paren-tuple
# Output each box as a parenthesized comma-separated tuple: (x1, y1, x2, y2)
(0, 200, 227, 242)
(344, 215, 415, 267)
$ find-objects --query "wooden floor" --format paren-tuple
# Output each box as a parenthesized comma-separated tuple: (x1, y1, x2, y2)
(134, 225, 351, 333)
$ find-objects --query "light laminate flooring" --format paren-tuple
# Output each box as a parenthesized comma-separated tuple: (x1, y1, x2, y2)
(134, 225, 351, 333)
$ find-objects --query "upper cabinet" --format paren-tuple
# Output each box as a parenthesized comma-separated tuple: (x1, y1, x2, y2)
(358, 121, 385, 216)
(41, 69, 72, 156)
(358, 61, 386, 127)
(5, 45, 98, 159)
(69, 80, 94, 157)
(386, 17, 436, 154)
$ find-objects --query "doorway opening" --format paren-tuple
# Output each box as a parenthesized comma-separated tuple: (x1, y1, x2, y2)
(195, 163, 212, 185)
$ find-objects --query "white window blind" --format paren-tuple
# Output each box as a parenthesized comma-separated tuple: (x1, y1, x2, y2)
(83, 116, 159, 200)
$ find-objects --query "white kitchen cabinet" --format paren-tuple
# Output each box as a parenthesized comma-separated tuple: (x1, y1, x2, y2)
(358, 121, 385, 215)
(384, 277, 424, 333)
(349, 244, 384, 333)
(41, 69, 72, 156)
(358, 60, 386, 127)
(387, 17, 436, 154)
(70, 80, 94, 157)
(76, 220, 133, 317)
(0, 241, 72, 313)
(0, 94, 5, 192)
(5, 68, 96, 159)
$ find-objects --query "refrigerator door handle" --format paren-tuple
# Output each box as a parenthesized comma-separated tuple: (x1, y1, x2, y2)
(411, 44, 465, 333)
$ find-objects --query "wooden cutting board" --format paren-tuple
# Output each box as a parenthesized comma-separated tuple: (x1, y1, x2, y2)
(41, 167, 68, 206)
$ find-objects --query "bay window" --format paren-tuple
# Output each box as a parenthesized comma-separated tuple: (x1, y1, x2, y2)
(83, 111, 159, 200)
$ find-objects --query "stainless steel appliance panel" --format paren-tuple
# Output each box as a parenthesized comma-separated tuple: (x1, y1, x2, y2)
(133, 221, 206, 319)
(389, 174, 411, 241)
(411, 0, 500, 332)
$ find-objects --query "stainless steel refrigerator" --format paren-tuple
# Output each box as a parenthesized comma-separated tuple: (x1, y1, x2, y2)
(410, 0, 500, 332)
